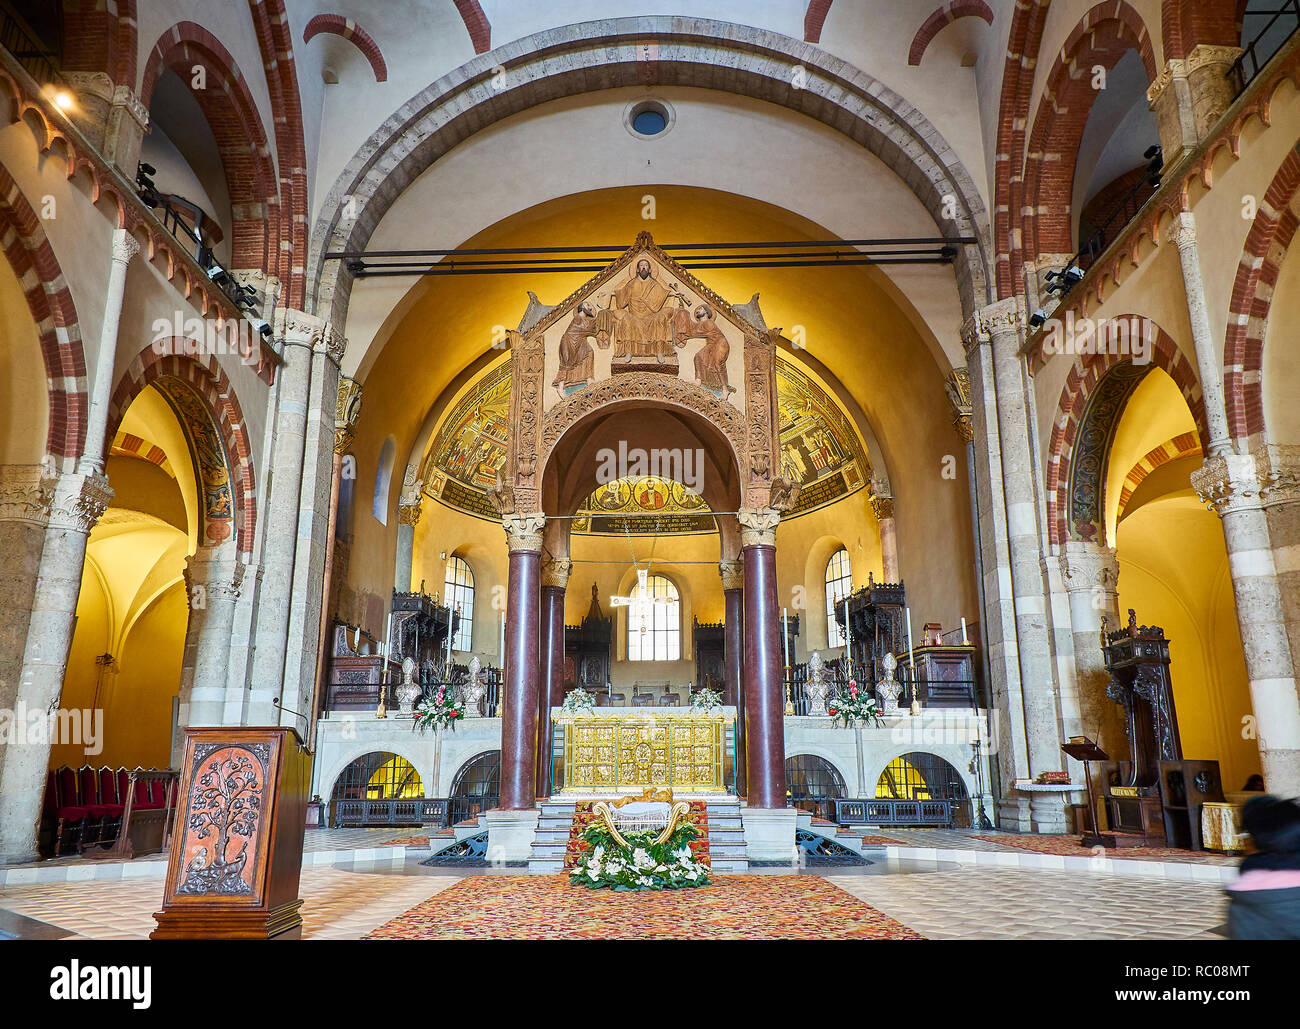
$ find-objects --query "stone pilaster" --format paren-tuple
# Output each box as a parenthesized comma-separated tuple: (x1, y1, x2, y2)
(1169, 212, 1232, 454)
(0, 470, 113, 864)
(248, 310, 337, 725)
(1147, 46, 1245, 164)
(175, 545, 244, 760)
(964, 300, 1064, 832)
(1193, 447, 1300, 796)
(867, 474, 898, 582)
(1059, 542, 1126, 758)
(394, 465, 423, 592)
(82, 229, 139, 473)
(0, 466, 53, 717)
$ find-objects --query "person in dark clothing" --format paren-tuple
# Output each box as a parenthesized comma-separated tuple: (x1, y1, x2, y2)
(1243, 774, 1265, 791)
(1226, 795, 1300, 940)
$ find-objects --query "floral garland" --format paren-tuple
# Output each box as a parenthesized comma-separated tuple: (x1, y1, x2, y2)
(412, 683, 465, 733)
(689, 686, 725, 713)
(827, 678, 884, 729)
(560, 687, 596, 715)
(569, 821, 710, 890)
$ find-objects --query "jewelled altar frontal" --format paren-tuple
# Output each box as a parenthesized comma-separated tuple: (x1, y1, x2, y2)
(554, 708, 735, 794)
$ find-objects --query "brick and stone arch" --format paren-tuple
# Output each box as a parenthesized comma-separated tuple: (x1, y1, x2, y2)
(140, 21, 279, 275)
(1021, 2, 1158, 266)
(59, 0, 138, 88)
(908, 1, 995, 66)
(1116, 431, 1202, 515)
(804, 0, 834, 43)
(453, 0, 492, 54)
(1161, 0, 1241, 61)
(0, 160, 87, 465)
(1224, 142, 1300, 447)
(303, 14, 388, 82)
(1045, 318, 1205, 548)
(106, 344, 257, 556)
(307, 18, 993, 326)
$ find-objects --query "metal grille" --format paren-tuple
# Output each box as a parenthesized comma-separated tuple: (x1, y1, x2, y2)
(877, 752, 968, 826)
(786, 754, 847, 822)
(448, 750, 500, 824)
(329, 752, 422, 823)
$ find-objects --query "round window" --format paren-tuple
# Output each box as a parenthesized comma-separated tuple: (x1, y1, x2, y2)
(625, 100, 673, 138)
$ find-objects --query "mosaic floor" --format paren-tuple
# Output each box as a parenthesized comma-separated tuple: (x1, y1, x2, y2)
(364, 874, 923, 940)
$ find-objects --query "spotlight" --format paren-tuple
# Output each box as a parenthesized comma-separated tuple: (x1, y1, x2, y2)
(1029, 310, 1048, 330)
(53, 91, 73, 111)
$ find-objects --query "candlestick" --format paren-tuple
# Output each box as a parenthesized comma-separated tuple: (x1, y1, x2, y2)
(961, 617, 968, 645)
(499, 611, 506, 665)
(843, 596, 851, 676)
(782, 607, 790, 670)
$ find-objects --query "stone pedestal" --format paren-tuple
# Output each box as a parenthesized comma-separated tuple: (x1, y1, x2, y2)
(741, 807, 798, 863)
(1147, 46, 1245, 165)
(484, 808, 540, 864)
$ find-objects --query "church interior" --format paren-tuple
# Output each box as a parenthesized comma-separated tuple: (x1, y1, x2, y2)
(0, 0, 1298, 955)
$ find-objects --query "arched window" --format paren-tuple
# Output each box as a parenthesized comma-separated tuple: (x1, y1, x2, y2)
(373, 437, 396, 524)
(449, 750, 500, 823)
(785, 754, 847, 820)
(825, 548, 851, 647)
(627, 574, 680, 661)
(444, 556, 474, 651)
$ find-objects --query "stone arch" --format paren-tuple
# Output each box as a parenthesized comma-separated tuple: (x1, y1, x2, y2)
(1022, 1, 1158, 263)
(302, 15, 388, 82)
(0, 160, 87, 465)
(1045, 318, 1205, 548)
(140, 21, 279, 273)
(1224, 142, 1300, 446)
(452, 0, 492, 53)
(1116, 431, 1203, 518)
(307, 18, 992, 323)
(106, 344, 257, 555)
(869, 745, 979, 805)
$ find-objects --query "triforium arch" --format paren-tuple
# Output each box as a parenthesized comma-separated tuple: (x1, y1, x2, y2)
(1022, 1, 1158, 264)
(1223, 142, 1300, 446)
(307, 17, 992, 323)
(105, 344, 257, 555)
(0, 160, 88, 466)
(1045, 317, 1206, 548)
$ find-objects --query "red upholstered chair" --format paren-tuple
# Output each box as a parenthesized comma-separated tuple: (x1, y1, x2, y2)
(116, 767, 131, 807)
(53, 766, 89, 855)
(131, 769, 163, 810)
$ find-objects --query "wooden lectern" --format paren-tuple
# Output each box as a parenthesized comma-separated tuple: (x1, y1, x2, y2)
(1061, 736, 1110, 848)
(152, 727, 311, 940)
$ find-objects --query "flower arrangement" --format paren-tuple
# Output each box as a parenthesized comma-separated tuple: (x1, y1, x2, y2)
(412, 683, 465, 733)
(689, 686, 725, 713)
(827, 678, 885, 728)
(560, 687, 596, 715)
(1034, 770, 1071, 786)
(569, 821, 710, 890)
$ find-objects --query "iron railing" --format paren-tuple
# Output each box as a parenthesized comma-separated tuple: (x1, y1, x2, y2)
(1233, 1, 1300, 94)
(835, 797, 954, 828)
(332, 797, 448, 828)
(783, 668, 979, 712)
(0, 4, 64, 89)
(448, 793, 498, 825)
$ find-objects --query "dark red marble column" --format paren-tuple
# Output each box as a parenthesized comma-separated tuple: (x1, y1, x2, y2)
(741, 518, 787, 809)
(500, 518, 543, 810)
(720, 558, 746, 795)
(536, 578, 567, 796)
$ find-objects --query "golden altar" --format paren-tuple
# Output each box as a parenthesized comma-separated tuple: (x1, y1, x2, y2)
(553, 707, 735, 794)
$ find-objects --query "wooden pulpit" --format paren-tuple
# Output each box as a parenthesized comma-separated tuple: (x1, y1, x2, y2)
(152, 726, 311, 940)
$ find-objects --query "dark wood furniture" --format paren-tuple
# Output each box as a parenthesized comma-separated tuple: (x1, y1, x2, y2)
(901, 644, 979, 707)
(152, 727, 310, 940)
(836, 576, 906, 687)
(693, 619, 725, 691)
(1159, 759, 1225, 851)
(564, 607, 612, 689)
(42, 764, 178, 858)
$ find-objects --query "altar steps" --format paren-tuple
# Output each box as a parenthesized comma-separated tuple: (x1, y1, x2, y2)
(526, 799, 750, 875)
(800, 813, 869, 855)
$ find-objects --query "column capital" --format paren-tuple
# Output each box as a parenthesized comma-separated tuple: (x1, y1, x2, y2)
(336, 376, 363, 454)
(961, 297, 1025, 354)
(943, 367, 974, 443)
(274, 309, 346, 361)
(541, 557, 573, 589)
(0, 465, 54, 527)
(111, 227, 140, 265)
(738, 507, 780, 548)
(503, 512, 546, 551)
(1059, 540, 1121, 596)
(47, 470, 113, 534)
(397, 465, 423, 526)
(718, 558, 744, 591)
(183, 545, 245, 600)
(1192, 445, 1300, 515)
(867, 472, 894, 521)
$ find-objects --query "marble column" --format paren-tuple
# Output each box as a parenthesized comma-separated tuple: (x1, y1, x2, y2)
(739, 508, 787, 809)
(394, 466, 423, 591)
(1060, 542, 1126, 757)
(1193, 448, 1300, 796)
(82, 230, 139, 468)
(537, 557, 571, 797)
(868, 475, 898, 582)
(966, 300, 1065, 832)
(0, 471, 113, 863)
(247, 310, 328, 724)
(720, 558, 746, 795)
(0, 467, 52, 721)
(1147, 46, 1245, 165)
(177, 544, 245, 749)
(500, 514, 544, 810)
(1170, 213, 1232, 454)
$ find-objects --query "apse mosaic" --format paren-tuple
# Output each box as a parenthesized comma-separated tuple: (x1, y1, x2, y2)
(422, 355, 867, 531)
(156, 378, 234, 544)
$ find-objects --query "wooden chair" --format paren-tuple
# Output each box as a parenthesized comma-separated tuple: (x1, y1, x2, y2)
(660, 692, 681, 707)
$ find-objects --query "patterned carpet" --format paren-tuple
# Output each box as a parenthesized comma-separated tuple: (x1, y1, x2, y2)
(564, 801, 710, 869)
(363, 875, 924, 940)
(378, 836, 429, 847)
(860, 835, 913, 847)
(972, 834, 1236, 865)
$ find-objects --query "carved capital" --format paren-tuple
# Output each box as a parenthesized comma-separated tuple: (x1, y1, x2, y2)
(541, 557, 573, 589)
(961, 297, 1024, 354)
(47, 471, 113, 534)
(397, 501, 423, 527)
(867, 472, 894, 521)
(1193, 445, 1300, 515)
(718, 558, 744, 591)
(1059, 541, 1121, 597)
(274, 309, 345, 360)
(183, 547, 245, 601)
(0, 465, 54, 527)
(110, 84, 150, 128)
(111, 228, 140, 265)
(943, 367, 974, 442)
(737, 507, 780, 548)
(335, 377, 363, 454)
(503, 512, 546, 551)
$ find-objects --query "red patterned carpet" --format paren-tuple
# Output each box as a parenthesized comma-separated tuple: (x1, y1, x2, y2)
(972, 834, 1236, 864)
(363, 875, 924, 940)
(564, 801, 710, 869)
(378, 836, 430, 847)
